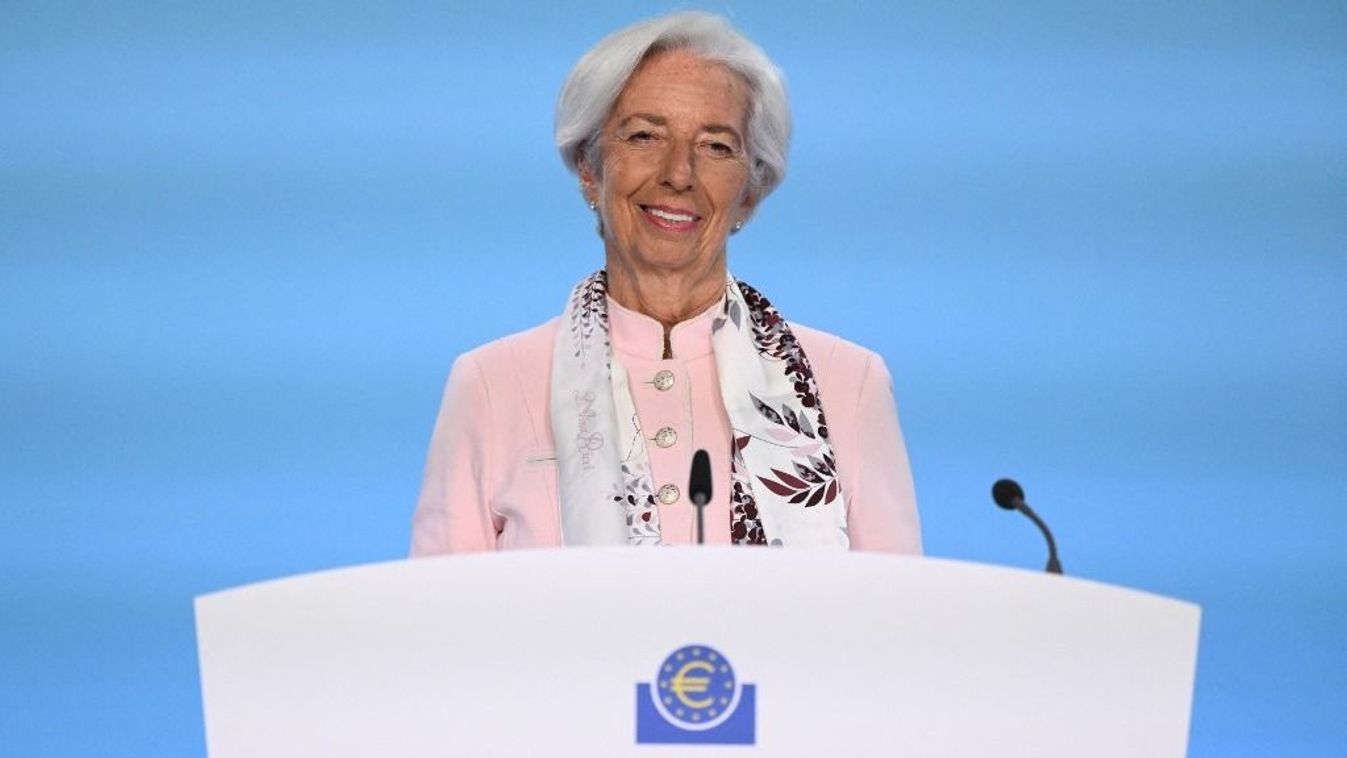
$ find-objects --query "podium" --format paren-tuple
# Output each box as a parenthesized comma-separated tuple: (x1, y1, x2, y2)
(195, 549, 1200, 757)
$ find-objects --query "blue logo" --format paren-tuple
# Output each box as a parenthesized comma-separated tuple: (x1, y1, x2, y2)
(636, 644, 756, 744)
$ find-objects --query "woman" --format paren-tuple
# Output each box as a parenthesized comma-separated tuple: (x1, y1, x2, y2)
(411, 12, 920, 553)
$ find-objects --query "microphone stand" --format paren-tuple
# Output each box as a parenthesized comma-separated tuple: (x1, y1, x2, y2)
(1015, 501, 1062, 574)
(692, 495, 707, 545)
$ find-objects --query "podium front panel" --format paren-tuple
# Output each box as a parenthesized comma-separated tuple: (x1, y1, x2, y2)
(196, 549, 1199, 757)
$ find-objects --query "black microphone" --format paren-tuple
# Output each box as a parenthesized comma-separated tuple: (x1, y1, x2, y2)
(688, 449, 713, 545)
(992, 478, 1063, 574)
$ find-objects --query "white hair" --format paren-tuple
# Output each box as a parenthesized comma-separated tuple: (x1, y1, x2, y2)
(554, 11, 791, 201)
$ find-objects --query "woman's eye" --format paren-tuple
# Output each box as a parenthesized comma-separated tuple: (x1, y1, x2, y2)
(705, 141, 735, 156)
(627, 131, 656, 143)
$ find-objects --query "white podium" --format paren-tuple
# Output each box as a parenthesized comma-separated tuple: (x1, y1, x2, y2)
(195, 549, 1199, 757)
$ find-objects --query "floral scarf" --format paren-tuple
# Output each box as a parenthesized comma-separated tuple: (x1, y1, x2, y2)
(550, 270, 849, 548)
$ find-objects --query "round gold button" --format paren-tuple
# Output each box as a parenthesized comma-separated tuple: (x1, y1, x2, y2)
(657, 484, 680, 504)
(654, 426, 678, 448)
(653, 370, 675, 392)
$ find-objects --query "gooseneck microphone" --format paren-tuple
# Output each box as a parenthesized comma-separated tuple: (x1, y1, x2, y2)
(992, 478, 1063, 574)
(688, 449, 713, 545)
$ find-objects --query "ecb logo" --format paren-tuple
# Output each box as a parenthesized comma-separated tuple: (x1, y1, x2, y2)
(636, 644, 756, 745)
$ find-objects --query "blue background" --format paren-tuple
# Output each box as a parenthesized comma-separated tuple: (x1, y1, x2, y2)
(2, 1, 1344, 754)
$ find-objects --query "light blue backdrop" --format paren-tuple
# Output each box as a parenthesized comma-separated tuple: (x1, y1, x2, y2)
(2, 1, 1344, 755)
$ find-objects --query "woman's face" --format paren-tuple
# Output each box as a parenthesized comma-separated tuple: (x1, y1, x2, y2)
(581, 49, 756, 280)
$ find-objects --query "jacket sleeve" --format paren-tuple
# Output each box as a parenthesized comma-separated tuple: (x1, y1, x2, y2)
(409, 353, 502, 555)
(846, 353, 923, 554)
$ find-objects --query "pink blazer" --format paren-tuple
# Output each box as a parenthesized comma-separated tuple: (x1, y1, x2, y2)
(410, 302, 921, 554)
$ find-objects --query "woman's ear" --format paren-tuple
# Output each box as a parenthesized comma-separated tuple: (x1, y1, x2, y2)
(577, 145, 601, 206)
(738, 187, 760, 222)
(579, 166, 599, 207)
(578, 160, 605, 237)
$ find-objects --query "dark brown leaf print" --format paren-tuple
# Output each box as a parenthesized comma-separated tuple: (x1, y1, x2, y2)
(757, 476, 796, 497)
(757, 468, 840, 509)
(770, 468, 808, 489)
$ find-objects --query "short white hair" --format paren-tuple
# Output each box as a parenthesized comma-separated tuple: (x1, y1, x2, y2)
(555, 11, 791, 201)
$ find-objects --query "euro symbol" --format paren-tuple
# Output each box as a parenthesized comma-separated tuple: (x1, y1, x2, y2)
(670, 660, 715, 708)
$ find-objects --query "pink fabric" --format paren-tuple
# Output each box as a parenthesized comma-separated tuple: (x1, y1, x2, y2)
(410, 300, 922, 554)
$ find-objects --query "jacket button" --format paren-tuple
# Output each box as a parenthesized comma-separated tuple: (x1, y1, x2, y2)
(654, 426, 678, 448)
(657, 484, 680, 504)
(653, 370, 675, 391)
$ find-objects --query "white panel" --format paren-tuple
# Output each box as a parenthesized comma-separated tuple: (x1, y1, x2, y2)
(196, 549, 1199, 757)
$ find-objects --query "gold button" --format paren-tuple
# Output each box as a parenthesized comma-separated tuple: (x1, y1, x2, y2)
(657, 484, 680, 504)
(654, 426, 678, 448)
(653, 370, 675, 392)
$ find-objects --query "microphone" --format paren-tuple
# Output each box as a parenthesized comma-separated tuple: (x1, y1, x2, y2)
(688, 449, 713, 545)
(992, 478, 1063, 574)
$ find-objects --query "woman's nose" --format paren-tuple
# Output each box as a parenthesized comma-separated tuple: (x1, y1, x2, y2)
(659, 140, 695, 191)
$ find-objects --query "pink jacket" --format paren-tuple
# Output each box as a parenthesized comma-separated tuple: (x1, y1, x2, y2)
(410, 300, 921, 554)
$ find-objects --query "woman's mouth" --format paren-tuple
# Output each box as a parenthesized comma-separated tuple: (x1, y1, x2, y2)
(640, 204, 700, 232)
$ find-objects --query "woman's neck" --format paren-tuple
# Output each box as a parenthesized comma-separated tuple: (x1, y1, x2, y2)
(605, 258, 726, 342)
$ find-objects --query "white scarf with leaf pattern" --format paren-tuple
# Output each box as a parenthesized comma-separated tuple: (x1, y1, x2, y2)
(550, 270, 849, 547)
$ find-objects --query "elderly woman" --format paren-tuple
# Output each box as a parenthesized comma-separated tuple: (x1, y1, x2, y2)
(411, 12, 920, 553)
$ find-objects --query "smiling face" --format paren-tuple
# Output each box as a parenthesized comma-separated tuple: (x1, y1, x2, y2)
(581, 48, 757, 287)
